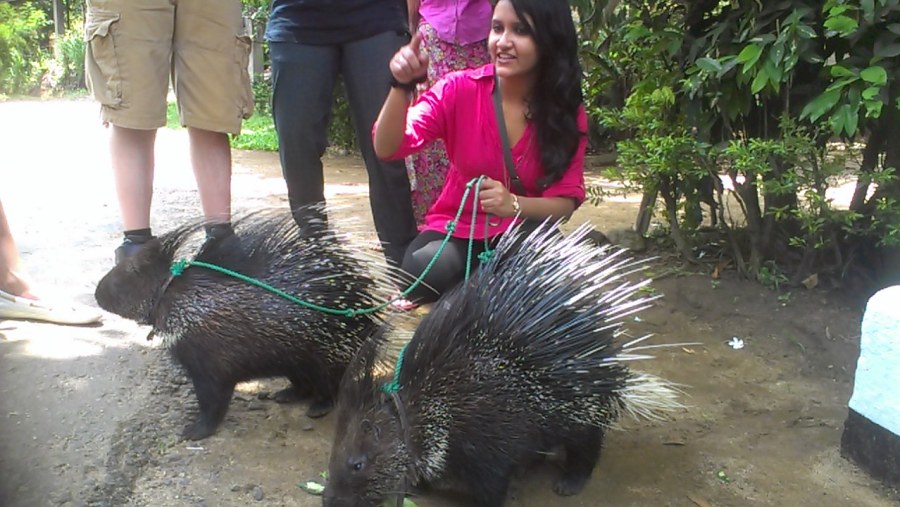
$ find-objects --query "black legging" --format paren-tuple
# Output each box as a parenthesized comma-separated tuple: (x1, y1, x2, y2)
(399, 220, 549, 304)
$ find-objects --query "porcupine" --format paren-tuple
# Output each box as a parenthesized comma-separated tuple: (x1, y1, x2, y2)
(323, 221, 684, 507)
(94, 208, 401, 440)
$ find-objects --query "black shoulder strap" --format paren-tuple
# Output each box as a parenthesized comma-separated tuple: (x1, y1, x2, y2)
(492, 72, 526, 195)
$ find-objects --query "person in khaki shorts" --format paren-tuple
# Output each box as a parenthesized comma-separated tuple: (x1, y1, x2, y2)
(84, 0, 253, 263)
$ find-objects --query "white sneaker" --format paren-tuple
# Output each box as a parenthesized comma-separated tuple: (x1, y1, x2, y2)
(0, 289, 102, 325)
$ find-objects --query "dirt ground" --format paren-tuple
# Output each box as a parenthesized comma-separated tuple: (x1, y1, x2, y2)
(1, 99, 898, 507)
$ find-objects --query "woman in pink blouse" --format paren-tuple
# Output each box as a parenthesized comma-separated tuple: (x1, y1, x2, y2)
(376, 0, 586, 305)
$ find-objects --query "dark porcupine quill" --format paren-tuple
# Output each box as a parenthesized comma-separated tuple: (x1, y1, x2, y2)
(323, 222, 683, 507)
(95, 207, 402, 440)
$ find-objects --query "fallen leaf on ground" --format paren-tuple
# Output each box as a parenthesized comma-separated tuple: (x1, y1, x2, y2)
(688, 493, 713, 507)
(299, 481, 325, 495)
(711, 259, 731, 279)
(802, 273, 818, 289)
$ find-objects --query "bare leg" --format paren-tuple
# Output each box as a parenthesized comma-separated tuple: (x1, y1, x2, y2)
(188, 127, 231, 224)
(0, 200, 33, 299)
(110, 126, 157, 230)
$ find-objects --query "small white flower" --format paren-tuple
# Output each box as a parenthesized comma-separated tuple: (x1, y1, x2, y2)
(727, 337, 745, 350)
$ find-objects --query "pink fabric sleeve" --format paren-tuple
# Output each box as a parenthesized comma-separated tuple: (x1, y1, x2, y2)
(540, 106, 588, 207)
(373, 76, 454, 161)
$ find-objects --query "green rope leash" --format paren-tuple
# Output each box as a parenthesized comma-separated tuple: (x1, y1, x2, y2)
(381, 342, 410, 394)
(171, 258, 376, 317)
(169, 176, 498, 317)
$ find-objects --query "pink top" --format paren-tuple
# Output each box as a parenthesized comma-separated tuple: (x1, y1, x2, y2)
(419, 0, 493, 46)
(381, 64, 587, 240)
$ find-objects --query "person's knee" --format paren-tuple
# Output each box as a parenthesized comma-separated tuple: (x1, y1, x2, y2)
(111, 125, 157, 146)
(187, 127, 229, 146)
(401, 242, 465, 302)
(402, 246, 432, 281)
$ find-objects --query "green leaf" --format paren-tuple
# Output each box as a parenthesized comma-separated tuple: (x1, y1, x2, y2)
(765, 59, 783, 85)
(829, 106, 847, 136)
(824, 15, 859, 36)
(718, 57, 739, 77)
(801, 88, 841, 121)
(828, 5, 851, 16)
(750, 34, 776, 44)
(829, 65, 856, 78)
(769, 43, 785, 64)
(862, 86, 880, 100)
(624, 24, 651, 42)
(874, 42, 900, 59)
(845, 104, 859, 136)
(696, 57, 723, 73)
(888, 24, 900, 36)
(860, 66, 888, 85)
(826, 76, 859, 92)
(865, 99, 884, 118)
(737, 44, 763, 67)
(751, 68, 770, 94)
(796, 24, 817, 39)
(784, 53, 800, 73)
(861, 0, 876, 22)
(299, 481, 326, 496)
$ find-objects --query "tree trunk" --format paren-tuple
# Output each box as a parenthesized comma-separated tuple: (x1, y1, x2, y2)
(659, 178, 698, 262)
(850, 127, 884, 212)
(634, 187, 657, 235)
(736, 178, 764, 274)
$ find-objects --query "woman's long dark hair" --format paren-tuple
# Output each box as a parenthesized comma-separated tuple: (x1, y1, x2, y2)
(507, 0, 583, 188)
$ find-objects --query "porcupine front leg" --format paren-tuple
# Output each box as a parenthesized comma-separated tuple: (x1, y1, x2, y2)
(182, 373, 235, 440)
(174, 345, 236, 440)
(553, 425, 602, 496)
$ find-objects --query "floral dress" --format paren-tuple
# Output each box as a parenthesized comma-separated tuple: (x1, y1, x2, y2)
(406, 21, 491, 227)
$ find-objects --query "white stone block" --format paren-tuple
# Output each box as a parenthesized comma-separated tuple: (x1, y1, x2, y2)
(847, 285, 900, 436)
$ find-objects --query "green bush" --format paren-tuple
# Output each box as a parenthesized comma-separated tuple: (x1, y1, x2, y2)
(0, 2, 51, 95)
(52, 26, 86, 91)
(252, 78, 272, 115)
(232, 112, 278, 151)
(576, 0, 900, 288)
(328, 78, 357, 152)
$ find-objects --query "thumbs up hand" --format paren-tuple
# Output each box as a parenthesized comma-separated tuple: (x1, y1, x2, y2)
(389, 33, 429, 86)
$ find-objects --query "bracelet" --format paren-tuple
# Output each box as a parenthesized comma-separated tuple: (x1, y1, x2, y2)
(389, 75, 424, 92)
(511, 194, 521, 215)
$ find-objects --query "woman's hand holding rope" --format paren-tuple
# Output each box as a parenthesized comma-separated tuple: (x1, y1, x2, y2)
(478, 177, 520, 217)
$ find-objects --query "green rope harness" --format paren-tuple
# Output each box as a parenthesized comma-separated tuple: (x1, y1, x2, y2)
(169, 176, 498, 315)
(167, 175, 511, 393)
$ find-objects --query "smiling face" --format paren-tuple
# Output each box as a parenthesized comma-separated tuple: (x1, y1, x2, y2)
(489, 0, 539, 82)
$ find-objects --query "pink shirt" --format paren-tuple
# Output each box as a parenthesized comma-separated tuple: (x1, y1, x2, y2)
(382, 64, 587, 240)
(419, 0, 493, 46)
